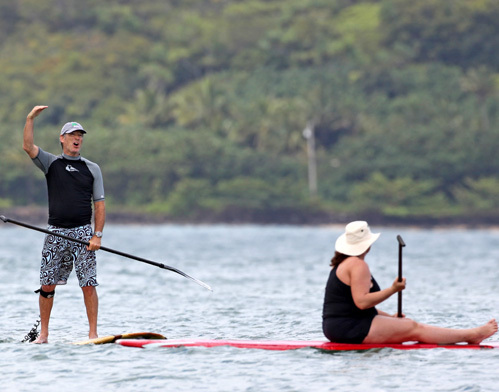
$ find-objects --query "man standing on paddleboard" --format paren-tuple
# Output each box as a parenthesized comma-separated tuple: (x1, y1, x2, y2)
(23, 105, 105, 344)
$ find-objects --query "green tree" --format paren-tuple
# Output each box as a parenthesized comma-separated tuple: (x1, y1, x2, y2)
(380, 0, 499, 70)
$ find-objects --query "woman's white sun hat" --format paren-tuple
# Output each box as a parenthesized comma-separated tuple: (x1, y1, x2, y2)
(335, 221, 380, 256)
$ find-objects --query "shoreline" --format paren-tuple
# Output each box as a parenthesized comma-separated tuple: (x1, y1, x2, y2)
(1, 206, 498, 229)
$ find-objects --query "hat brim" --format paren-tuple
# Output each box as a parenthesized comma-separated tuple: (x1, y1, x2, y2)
(64, 129, 86, 134)
(335, 232, 380, 256)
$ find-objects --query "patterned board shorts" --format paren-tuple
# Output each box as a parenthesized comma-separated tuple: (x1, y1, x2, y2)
(40, 224, 98, 287)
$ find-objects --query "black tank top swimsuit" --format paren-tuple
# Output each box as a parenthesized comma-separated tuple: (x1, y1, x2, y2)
(322, 266, 380, 343)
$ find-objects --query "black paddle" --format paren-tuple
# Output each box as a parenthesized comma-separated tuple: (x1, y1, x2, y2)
(396, 235, 406, 317)
(0, 215, 212, 291)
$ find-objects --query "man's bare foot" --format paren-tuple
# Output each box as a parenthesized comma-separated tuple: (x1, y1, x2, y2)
(468, 319, 498, 344)
(89, 334, 98, 340)
(32, 336, 48, 344)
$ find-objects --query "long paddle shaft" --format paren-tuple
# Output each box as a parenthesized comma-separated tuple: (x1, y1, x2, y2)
(396, 235, 406, 317)
(0, 215, 212, 291)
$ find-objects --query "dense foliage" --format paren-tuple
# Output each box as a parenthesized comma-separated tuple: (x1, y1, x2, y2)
(1, 0, 499, 224)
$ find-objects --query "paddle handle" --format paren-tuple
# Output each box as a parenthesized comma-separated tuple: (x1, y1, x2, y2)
(396, 235, 406, 318)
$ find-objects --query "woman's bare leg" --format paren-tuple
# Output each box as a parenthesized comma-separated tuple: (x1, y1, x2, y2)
(364, 316, 497, 344)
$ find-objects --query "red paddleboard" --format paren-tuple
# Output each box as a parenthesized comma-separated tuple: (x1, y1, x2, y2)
(115, 338, 499, 351)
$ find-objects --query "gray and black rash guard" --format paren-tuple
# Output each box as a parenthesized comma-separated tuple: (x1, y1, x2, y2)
(32, 148, 105, 228)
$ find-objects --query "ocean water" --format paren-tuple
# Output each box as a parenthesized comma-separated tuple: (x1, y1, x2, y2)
(1, 223, 498, 391)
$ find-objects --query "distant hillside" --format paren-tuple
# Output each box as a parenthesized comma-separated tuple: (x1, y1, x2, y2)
(1, 0, 499, 224)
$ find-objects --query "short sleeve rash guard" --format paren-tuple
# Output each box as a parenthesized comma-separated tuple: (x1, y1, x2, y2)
(32, 148, 105, 228)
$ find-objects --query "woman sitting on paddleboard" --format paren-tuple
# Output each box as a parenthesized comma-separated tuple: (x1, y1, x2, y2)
(322, 221, 497, 345)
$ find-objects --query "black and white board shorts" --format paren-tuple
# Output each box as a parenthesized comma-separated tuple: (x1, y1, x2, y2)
(40, 224, 98, 287)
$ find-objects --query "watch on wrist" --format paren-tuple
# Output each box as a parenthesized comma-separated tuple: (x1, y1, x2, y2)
(95, 231, 103, 238)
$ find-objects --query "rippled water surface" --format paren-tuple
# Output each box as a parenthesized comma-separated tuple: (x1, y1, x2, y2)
(1, 224, 499, 391)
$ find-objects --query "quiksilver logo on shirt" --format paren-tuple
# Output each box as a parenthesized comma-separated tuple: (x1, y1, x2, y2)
(65, 165, 79, 172)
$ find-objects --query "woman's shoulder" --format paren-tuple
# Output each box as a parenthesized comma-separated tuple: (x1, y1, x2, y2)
(342, 256, 370, 273)
(337, 256, 369, 282)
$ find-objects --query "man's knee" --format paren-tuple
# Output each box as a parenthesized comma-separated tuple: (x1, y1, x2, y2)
(35, 286, 56, 298)
(81, 285, 97, 296)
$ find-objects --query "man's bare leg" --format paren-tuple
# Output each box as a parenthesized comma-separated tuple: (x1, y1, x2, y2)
(32, 284, 56, 344)
(82, 286, 98, 339)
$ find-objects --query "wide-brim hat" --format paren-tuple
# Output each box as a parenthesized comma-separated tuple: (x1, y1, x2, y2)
(60, 122, 86, 135)
(335, 221, 380, 256)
